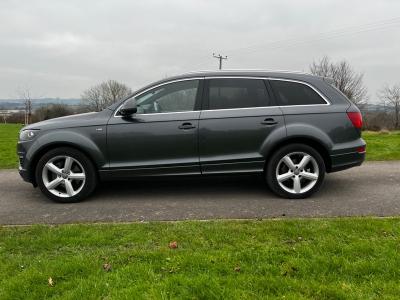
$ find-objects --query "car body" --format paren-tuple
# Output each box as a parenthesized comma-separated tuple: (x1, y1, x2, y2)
(17, 70, 366, 202)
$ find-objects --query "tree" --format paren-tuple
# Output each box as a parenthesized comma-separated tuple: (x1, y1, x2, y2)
(81, 80, 133, 111)
(310, 56, 368, 107)
(16, 87, 33, 125)
(378, 84, 400, 129)
(33, 104, 73, 122)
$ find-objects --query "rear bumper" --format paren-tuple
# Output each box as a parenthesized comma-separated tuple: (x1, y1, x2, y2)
(329, 151, 365, 173)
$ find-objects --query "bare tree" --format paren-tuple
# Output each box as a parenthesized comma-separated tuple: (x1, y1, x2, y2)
(0, 112, 8, 124)
(310, 56, 368, 108)
(16, 87, 33, 125)
(81, 80, 133, 111)
(378, 84, 400, 129)
(33, 104, 73, 122)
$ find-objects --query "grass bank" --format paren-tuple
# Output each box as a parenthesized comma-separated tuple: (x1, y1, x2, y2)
(0, 124, 399, 169)
(0, 123, 22, 169)
(362, 130, 400, 160)
(1, 218, 400, 299)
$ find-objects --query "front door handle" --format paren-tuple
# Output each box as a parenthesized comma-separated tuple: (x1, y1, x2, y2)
(261, 118, 278, 126)
(178, 122, 196, 130)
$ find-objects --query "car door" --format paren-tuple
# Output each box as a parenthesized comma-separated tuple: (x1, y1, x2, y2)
(106, 78, 203, 177)
(199, 77, 285, 174)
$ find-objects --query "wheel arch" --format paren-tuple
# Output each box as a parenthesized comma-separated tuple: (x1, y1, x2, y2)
(29, 142, 100, 186)
(263, 137, 332, 172)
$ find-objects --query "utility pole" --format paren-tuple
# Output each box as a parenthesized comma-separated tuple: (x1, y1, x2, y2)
(213, 53, 228, 70)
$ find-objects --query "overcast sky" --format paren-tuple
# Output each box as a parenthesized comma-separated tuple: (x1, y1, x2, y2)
(0, 0, 399, 102)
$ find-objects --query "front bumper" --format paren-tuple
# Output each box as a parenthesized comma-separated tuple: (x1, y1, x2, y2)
(18, 166, 33, 183)
(17, 140, 35, 185)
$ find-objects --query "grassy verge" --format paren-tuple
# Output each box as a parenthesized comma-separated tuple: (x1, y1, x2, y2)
(0, 123, 22, 168)
(1, 218, 400, 299)
(362, 130, 400, 160)
(0, 124, 399, 169)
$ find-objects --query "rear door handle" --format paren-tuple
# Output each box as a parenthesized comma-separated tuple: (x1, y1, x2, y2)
(178, 122, 196, 130)
(261, 118, 278, 126)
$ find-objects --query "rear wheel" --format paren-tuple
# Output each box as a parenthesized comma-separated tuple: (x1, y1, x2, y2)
(35, 147, 97, 203)
(266, 144, 325, 199)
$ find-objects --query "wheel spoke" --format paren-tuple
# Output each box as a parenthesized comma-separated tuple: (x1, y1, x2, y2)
(293, 176, 301, 193)
(45, 177, 63, 190)
(277, 172, 293, 182)
(298, 155, 311, 170)
(301, 171, 318, 181)
(45, 163, 62, 176)
(68, 172, 85, 180)
(64, 180, 75, 196)
(282, 155, 296, 170)
(64, 157, 73, 172)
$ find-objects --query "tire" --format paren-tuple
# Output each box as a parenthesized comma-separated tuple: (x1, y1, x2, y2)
(35, 147, 97, 203)
(266, 143, 325, 199)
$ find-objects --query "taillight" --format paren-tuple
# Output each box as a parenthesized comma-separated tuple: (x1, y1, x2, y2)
(347, 112, 363, 129)
(356, 145, 366, 153)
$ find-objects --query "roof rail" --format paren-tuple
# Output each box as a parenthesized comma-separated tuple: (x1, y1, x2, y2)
(182, 69, 314, 76)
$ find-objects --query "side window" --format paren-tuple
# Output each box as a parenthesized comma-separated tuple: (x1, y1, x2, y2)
(208, 79, 272, 110)
(134, 80, 199, 114)
(269, 80, 327, 106)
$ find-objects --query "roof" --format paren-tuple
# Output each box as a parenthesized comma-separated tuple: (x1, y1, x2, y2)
(161, 69, 326, 83)
(107, 69, 330, 111)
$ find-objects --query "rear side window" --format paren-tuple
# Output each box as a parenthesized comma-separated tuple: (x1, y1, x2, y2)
(208, 78, 272, 110)
(269, 80, 327, 106)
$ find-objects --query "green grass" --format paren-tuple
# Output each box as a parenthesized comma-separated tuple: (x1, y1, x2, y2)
(362, 131, 400, 160)
(0, 123, 22, 168)
(1, 218, 400, 299)
(0, 124, 399, 169)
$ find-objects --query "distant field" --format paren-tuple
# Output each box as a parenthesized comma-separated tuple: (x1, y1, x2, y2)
(0, 124, 399, 169)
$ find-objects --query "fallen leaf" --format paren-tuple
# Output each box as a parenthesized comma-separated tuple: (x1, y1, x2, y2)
(169, 241, 178, 249)
(48, 277, 54, 287)
(234, 266, 241, 272)
(103, 263, 112, 272)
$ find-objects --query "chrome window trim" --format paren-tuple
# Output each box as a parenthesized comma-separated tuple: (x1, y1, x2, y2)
(113, 76, 330, 118)
(266, 77, 330, 106)
(114, 77, 204, 117)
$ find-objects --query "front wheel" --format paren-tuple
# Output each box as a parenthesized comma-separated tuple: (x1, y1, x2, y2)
(35, 147, 97, 203)
(266, 144, 325, 199)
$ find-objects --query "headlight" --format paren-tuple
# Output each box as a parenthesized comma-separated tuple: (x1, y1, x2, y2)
(19, 129, 39, 141)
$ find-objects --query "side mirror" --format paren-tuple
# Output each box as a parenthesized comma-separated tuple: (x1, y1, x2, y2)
(119, 98, 137, 117)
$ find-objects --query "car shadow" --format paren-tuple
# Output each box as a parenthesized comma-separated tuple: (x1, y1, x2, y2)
(92, 174, 275, 200)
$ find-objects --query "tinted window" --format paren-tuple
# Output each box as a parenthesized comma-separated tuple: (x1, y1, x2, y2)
(208, 79, 271, 110)
(270, 80, 326, 106)
(134, 80, 199, 114)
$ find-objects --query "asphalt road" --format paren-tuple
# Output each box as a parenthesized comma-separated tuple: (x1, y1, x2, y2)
(0, 161, 399, 225)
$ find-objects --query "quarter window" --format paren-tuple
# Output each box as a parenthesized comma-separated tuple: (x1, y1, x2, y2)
(133, 80, 199, 114)
(269, 80, 327, 106)
(208, 79, 272, 110)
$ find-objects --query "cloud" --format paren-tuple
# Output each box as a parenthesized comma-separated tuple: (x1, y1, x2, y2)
(0, 0, 398, 100)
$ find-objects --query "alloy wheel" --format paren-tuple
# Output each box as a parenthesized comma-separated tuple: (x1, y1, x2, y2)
(41, 155, 86, 198)
(275, 152, 319, 194)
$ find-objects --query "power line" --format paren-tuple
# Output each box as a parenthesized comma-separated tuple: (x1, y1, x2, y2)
(212, 53, 228, 70)
(185, 16, 400, 72)
(224, 16, 400, 55)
